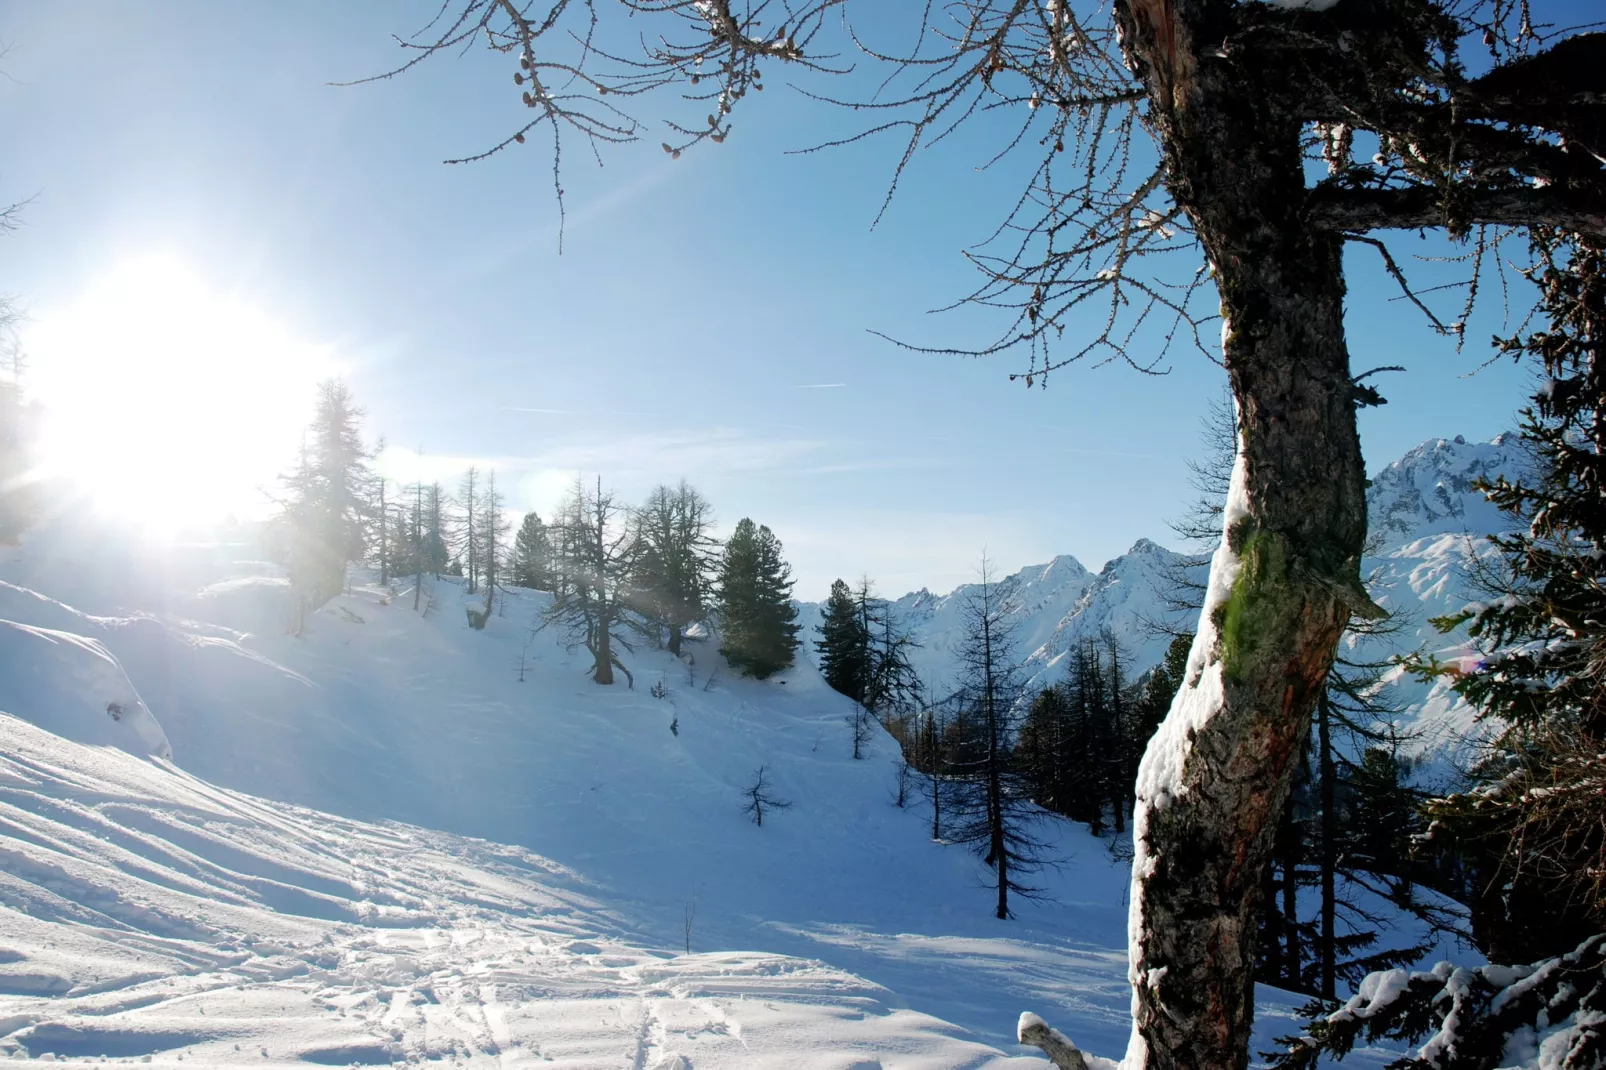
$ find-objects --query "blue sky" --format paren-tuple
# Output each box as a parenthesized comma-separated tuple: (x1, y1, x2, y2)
(0, 2, 1555, 597)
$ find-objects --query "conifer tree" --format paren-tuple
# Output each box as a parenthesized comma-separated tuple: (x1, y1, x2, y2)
(424, 482, 449, 576)
(948, 558, 1044, 920)
(456, 467, 479, 593)
(279, 379, 371, 630)
(478, 468, 510, 620)
(372, 437, 392, 585)
(717, 518, 799, 678)
(410, 478, 425, 611)
(864, 589, 923, 723)
(510, 511, 551, 589)
(816, 578, 871, 703)
(1413, 233, 1606, 965)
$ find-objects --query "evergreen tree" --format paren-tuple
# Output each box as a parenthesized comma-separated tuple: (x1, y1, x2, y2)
(424, 482, 449, 576)
(816, 578, 871, 703)
(1413, 233, 1606, 965)
(717, 518, 799, 678)
(510, 511, 552, 589)
(1279, 233, 1606, 1070)
(278, 379, 371, 631)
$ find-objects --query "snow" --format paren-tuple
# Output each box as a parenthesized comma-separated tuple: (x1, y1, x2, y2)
(0, 521, 1142, 1066)
(0, 431, 1525, 1067)
(820, 432, 1532, 774)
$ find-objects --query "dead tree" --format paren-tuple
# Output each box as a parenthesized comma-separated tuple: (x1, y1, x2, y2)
(741, 765, 790, 827)
(360, 4, 1606, 1067)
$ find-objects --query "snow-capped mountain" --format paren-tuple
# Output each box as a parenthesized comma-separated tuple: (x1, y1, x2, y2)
(805, 433, 1532, 759)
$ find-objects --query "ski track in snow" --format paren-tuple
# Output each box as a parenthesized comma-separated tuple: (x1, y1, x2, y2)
(0, 714, 1055, 1066)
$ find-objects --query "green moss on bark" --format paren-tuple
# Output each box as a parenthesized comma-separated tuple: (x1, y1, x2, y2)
(1218, 526, 1292, 685)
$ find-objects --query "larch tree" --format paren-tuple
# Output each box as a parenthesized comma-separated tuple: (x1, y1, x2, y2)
(478, 468, 511, 620)
(543, 475, 641, 685)
(633, 481, 718, 656)
(457, 467, 480, 594)
(363, 3, 1606, 1066)
(949, 556, 1044, 921)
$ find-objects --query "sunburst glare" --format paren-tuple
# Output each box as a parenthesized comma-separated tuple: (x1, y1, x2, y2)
(27, 255, 333, 537)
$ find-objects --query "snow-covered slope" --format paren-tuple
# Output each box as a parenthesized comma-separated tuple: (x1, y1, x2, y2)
(0, 712, 1050, 1066)
(0, 434, 1519, 1066)
(0, 528, 1128, 1065)
(0, 518, 1388, 1067)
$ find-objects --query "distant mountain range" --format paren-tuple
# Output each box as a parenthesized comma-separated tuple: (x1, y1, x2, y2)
(801, 433, 1530, 763)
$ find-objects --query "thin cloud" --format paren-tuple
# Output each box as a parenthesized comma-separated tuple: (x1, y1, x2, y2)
(789, 382, 847, 390)
(500, 405, 670, 420)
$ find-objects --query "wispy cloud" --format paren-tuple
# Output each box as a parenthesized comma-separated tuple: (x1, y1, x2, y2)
(789, 382, 847, 390)
(500, 406, 669, 420)
(379, 427, 833, 514)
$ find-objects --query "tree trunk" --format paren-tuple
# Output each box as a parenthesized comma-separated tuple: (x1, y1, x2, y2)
(668, 626, 682, 657)
(1281, 809, 1302, 991)
(1319, 693, 1338, 1004)
(1115, 3, 1374, 1065)
(593, 610, 615, 685)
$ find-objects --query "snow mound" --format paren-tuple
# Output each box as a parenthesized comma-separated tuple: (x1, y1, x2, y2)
(0, 619, 171, 760)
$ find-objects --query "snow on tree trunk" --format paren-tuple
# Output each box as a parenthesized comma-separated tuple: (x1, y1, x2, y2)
(1112, 3, 1376, 1065)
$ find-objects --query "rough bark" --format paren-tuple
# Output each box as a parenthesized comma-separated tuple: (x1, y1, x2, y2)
(1115, 2, 1374, 1067)
(1307, 183, 1606, 237)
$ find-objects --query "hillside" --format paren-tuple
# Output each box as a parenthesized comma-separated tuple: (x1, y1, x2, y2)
(0, 531, 1160, 1067)
(0, 431, 1519, 1066)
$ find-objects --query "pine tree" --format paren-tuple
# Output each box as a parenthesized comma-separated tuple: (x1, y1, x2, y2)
(278, 379, 371, 631)
(424, 482, 449, 576)
(816, 578, 871, 703)
(510, 511, 551, 589)
(717, 519, 799, 678)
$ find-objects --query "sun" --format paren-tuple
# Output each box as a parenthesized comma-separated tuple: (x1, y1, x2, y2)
(27, 254, 334, 537)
